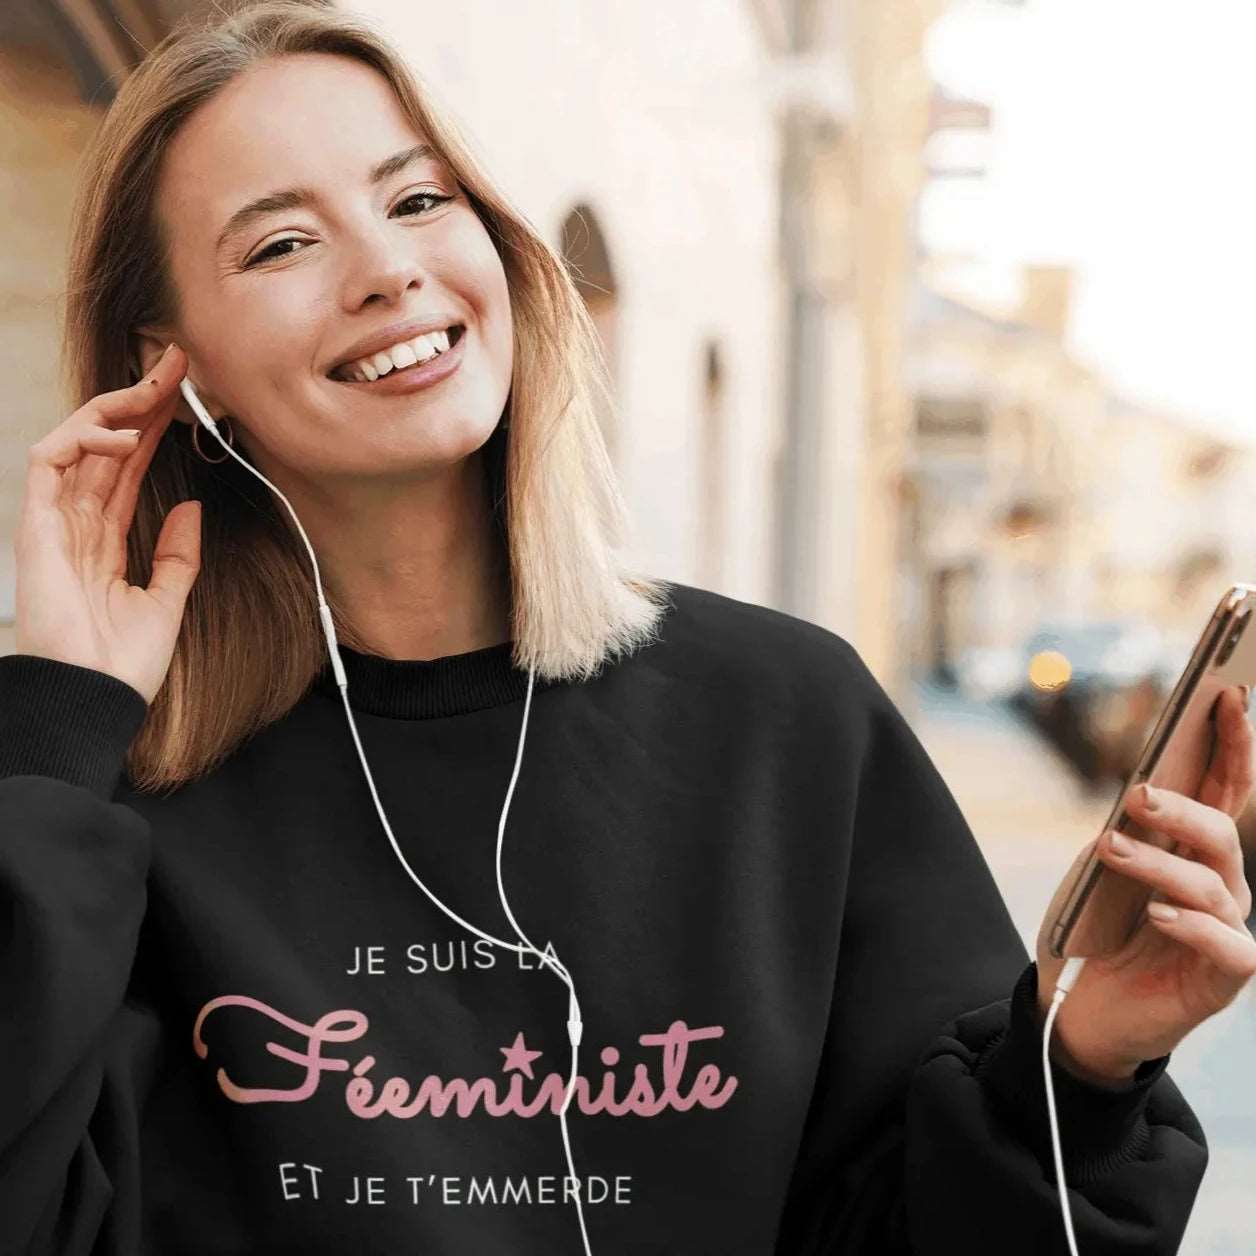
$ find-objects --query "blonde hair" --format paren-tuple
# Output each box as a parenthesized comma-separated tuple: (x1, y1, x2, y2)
(63, 0, 671, 794)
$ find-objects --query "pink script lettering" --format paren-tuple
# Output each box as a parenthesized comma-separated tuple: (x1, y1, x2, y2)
(191, 995, 738, 1118)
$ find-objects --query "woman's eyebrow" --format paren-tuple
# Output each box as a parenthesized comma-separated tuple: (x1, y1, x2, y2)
(214, 143, 438, 254)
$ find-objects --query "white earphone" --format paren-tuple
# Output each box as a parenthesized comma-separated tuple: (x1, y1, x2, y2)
(1044, 954, 1089, 1256)
(177, 375, 596, 1255)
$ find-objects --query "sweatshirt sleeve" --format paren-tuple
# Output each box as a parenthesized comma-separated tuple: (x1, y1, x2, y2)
(775, 641, 1208, 1256)
(0, 653, 153, 1254)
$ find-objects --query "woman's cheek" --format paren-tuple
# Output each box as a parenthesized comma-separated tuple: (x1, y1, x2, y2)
(465, 245, 513, 373)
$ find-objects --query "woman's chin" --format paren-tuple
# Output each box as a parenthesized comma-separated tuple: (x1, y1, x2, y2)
(343, 422, 502, 473)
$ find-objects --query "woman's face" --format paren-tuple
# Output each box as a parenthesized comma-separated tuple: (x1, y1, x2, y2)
(148, 53, 513, 483)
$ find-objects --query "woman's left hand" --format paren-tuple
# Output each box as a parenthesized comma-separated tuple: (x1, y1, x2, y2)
(1035, 684, 1256, 1086)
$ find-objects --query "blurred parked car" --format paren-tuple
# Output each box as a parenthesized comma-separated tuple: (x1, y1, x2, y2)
(951, 644, 1025, 703)
(1009, 617, 1172, 791)
(1006, 616, 1256, 866)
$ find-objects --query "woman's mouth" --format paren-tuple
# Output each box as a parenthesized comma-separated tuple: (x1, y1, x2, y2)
(328, 324, 466, 393)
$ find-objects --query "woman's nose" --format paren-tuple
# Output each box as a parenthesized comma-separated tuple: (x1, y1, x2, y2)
(339, 226, 425, 310)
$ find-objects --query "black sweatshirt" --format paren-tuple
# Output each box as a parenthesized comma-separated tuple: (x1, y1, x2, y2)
(0, 580, 1207, 1254)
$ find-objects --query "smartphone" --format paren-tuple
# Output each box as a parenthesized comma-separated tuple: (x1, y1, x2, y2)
(1047, 582, 1256, 958)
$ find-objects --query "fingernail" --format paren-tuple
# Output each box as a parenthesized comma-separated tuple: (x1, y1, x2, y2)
(1107, 829, 1134, 857)
(118, 428, 141, 438)
(1139, 783, 1161, 811)
(162, 342, 178, 359)
(1147, 902, 1179, 923)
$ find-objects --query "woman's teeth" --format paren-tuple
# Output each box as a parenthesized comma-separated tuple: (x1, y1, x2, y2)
(340, 327, 455, 382)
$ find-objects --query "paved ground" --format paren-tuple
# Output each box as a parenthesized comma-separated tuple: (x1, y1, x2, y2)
(911, 680, 1256, 1256)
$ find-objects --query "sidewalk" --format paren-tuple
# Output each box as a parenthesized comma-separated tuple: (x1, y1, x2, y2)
(909, 678, 1108, 955)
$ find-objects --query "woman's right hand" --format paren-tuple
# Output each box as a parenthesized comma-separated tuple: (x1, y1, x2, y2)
(14, 343, 202, 706)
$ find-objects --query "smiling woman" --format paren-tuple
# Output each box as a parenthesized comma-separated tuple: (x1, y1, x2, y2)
(0, 2, 1233, 1255)
(61, 0, 669, 792)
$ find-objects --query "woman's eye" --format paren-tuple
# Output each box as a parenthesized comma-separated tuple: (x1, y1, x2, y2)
(244, 237, 307, 268)
(239, 190, 452, 267)
(394, 191, 453, 217)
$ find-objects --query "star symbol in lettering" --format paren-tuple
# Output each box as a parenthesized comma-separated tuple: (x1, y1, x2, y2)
(500, 1031, 543, 1080)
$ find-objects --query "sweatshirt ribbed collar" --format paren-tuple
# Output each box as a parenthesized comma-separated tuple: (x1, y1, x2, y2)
(313, 639, 553, 720)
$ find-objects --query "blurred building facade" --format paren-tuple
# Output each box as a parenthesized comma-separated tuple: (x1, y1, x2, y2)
(0, 9, 103, 657)
(905, 46, 1256, 703)
(905, 269, 1107, 683)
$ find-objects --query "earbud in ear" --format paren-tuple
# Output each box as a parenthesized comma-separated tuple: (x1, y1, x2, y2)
(179, 377, 219, 434)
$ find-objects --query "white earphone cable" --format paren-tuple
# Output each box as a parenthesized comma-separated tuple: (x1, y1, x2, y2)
(179, 380, 594, 1255)
(1045, 954, 1089, 1256)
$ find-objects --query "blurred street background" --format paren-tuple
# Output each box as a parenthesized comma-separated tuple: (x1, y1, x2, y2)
(1, 0, 1253, 1248)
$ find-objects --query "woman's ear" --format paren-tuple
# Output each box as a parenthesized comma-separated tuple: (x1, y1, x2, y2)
(133, 329, 173, 380)
(133, 327, 224, 426)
